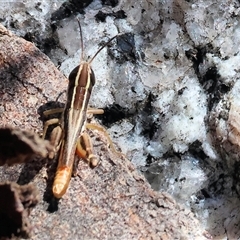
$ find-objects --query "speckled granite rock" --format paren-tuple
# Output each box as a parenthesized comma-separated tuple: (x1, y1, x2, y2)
(0, 24, 209, 239)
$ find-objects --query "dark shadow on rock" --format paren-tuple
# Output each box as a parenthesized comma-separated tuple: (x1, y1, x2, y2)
(0, 182, 39, 238)
(17, 157, 47, 185)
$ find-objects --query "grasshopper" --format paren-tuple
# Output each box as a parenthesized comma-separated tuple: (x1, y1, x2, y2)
(42, 20, 118, 198)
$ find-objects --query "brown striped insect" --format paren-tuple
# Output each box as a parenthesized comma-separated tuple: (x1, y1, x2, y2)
(42, 20, 118, 198)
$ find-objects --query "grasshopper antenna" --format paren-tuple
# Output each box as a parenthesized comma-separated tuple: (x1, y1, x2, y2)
(77, 18, 84, 62)
(77, 17, 119, 64)
(89, 34, 118, 65)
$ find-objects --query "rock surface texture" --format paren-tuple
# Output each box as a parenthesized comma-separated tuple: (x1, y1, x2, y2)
(0, 24, 208, 239)
(1, 0, 240, 239)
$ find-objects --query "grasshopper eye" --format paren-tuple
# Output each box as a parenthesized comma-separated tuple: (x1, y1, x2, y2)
(89, 67, 95, 86)
(68, 65, 79, 83)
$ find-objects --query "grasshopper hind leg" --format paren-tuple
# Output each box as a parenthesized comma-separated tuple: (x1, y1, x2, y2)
(42, 108, 64, 159)
(74, 107, 105, 168)
(86, 123, 122, 157)
(76, 132, 99, 168)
